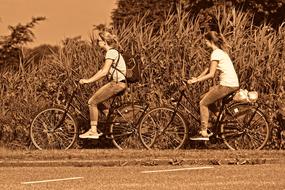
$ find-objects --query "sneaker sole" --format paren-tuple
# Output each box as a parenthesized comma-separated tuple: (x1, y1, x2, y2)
(79, 133, 103, 139)
(189, 137, 210, 141)
(79, 136, 100, 139)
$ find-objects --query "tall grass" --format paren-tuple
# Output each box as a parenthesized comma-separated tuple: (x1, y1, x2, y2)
(1, 5, 284, 148)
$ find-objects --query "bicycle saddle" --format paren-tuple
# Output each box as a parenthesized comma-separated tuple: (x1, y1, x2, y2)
(222, 90, 239, 104)
(116, 89, 127, 96)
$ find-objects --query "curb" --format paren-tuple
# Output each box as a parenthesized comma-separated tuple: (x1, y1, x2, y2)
(0, 158, 284, 167)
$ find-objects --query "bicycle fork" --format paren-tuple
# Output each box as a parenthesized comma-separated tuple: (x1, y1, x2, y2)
(52, 92, 76, 132)
(151, 93, 184, 145)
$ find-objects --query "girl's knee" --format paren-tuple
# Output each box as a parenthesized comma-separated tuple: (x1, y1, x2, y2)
(88, 99, 98, 106)
(199, 100, 207, 107)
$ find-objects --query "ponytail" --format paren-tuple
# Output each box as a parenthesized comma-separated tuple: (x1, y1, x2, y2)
(205, 31, 230, 52)
(219, 33, 231, 51)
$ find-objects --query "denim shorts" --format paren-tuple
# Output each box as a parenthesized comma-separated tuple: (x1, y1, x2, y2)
(200, 85, 239, 106)
(88, 81, 127, 106)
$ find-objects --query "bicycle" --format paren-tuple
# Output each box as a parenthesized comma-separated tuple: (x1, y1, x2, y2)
(139, 80, 270, 150)
(30, 81, 149, 150)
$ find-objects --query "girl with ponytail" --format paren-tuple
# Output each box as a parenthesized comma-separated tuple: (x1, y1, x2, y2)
(187, 31, 239, 141)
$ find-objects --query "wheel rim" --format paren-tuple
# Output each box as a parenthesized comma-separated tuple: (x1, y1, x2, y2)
(139, 107, 188, 150)
(221, 104, 269, 150)
(30, 108, 78, 150)
(110, 105, 145, 149)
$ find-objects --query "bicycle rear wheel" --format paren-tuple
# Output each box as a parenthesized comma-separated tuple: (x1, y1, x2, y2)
(110, 104, 145, 149)
(30, 107, 78, 150)
(139, 107, 188, 150)
(220, 103, 270, 150)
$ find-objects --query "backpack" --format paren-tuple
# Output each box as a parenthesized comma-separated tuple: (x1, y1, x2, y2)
(111, 50, 141, 83)
(122, 53, 141, 83)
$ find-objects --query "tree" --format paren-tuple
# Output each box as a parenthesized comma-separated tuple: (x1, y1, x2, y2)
(183, 0, 285, 28)
(111, 0, 178, 29)
(0, 16, 46, 70)
(111, 0, 285, 29)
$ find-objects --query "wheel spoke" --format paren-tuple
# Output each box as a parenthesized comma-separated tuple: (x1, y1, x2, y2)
(110, 105, 145, 149)
(30, 107, 78, 150)
(221, 103, 269, 150)
(139, 107, 187, 150)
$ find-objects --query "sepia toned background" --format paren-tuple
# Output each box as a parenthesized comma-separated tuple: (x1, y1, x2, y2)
(0, 0, 284, 150)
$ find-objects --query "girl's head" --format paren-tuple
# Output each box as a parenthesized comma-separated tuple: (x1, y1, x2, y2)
(204, 31, 229, 51)
(98, 31, 118, 48)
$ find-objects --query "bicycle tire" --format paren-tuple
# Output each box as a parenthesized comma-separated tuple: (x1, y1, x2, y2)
(30, 107, 78, 150)
(139, 107, 188, 150)
(220, 102, 270, 150)
(110, 104, 145, 150)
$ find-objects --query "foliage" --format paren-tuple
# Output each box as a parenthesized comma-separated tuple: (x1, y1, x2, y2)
(0, 17, 46, 71)
(112, 0, 178, 29)
(112, 0, 285, 29)
(0, 36, 100, 148)
(183, 0, 285, 28)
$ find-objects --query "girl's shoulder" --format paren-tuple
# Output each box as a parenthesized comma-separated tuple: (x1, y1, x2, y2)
(107, 48, 119, 54)
(212, 48, 229, 57)
(213, 48, 224, 53)
(106, 48, 119, 59)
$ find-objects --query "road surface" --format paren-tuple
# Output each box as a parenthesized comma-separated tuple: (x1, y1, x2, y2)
(1, 164, 284, 190)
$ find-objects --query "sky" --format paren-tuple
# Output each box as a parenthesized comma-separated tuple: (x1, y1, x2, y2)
(0, 0, 117, 47)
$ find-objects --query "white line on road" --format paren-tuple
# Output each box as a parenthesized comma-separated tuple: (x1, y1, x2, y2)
(21, 177, 83, 185)
(141, 166, 214, 174)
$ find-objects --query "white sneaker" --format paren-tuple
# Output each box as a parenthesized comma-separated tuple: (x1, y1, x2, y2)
(190, 130, 210, 141)
(79, 129, 102, 139)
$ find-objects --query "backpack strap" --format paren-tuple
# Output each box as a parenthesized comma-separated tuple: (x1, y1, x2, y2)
(109, 49, 127, 82)
(109, 52, 120, 81)
(107, 48, 122, 82)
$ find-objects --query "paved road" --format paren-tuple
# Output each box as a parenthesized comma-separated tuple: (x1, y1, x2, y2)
(1, 164, 284, 190)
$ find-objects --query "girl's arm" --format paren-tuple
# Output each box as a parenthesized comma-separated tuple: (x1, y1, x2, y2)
(80, 59, 113, 84)
(188, 60, 218, 84)
(198, 68, 209, 78)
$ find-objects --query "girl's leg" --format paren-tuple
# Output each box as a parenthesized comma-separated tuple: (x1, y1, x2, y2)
(80, 82, 126, 139)
(199, 86, 220, 132)
(191, 85, 238, 140)
(200, 85, 237, 129)
(88, 81, 126, 123)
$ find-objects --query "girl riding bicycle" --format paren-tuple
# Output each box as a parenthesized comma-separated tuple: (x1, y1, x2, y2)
(79, 30, 127, 139)
(188, 31, 239, 141)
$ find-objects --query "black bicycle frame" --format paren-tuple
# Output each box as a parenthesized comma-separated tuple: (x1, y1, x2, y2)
(51, 85, 81, 131)
(53, 82, 149, 136)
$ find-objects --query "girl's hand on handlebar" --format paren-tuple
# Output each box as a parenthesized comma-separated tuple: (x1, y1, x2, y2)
(79, 79, 88, 84)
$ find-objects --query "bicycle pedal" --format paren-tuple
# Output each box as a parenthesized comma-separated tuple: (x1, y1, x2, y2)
(207, 129, 214, 137)
(105, 135, 113, 139)
(215, 134, 222, 139)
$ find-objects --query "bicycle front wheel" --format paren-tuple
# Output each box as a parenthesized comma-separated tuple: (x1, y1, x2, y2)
(220, 103, 270, 150)
(139, 107, 188, 150)
(110, 104, 145, 150)
(30, 107, 78, 150)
